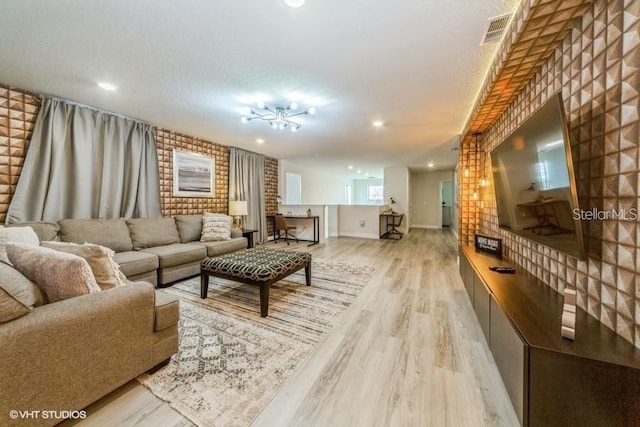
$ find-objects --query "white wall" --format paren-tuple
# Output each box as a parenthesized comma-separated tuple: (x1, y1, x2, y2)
(279, 160, 350, 205)
(410, 170, 454, 229)
(383, 166, 410, 234)
(337, 205, 380, 239)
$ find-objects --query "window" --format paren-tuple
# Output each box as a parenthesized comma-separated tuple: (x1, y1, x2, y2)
(285, 172, 302, 204)
(367, 185, 383, 205)
(344, 184, 352, 205)
(536, 161, 550, 190)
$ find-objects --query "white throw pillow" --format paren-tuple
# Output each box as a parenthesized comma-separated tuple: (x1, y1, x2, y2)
(0, 226, 40, 265)
(41, 241, 126, 290)
(6, 242, 101, 303)
(201, 213, 232, 242)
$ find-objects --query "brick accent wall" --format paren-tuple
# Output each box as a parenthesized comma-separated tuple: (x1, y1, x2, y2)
(0, 86, 39, 223)
(264, 157, 279, 236)
(156, 129, 230, 217)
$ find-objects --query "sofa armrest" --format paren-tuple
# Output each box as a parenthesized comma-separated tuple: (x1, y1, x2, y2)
(0, 282, 158, 425)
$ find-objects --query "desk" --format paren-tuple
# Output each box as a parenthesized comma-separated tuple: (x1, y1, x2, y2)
(267, 215, 320, 246)
(380, 213, 404, 239)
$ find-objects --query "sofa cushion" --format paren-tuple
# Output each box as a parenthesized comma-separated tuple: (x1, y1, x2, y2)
(6, 242, 101, 303)
(113, 251, 159, 277)
(155, 291, 180, 331)
(41, 241, 126, 290)
(193, 237, 247, 257)
(140, 243, 207, 268)
(174, 214, 203, 243)
(127, 218, 181, 250)
(6, 221, 60, 242)
(201, 213, 231, 242)
(58, 218, 134, 252)
(0, 226, 40, 265)
(0, 262, 45, 323)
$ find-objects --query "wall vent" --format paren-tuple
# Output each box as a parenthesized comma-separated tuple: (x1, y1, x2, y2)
(480, 13, 512, 46)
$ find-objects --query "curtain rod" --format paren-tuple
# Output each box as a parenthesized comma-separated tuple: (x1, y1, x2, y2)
(39, 93, 154, 128)
(230, 146, 267, 158)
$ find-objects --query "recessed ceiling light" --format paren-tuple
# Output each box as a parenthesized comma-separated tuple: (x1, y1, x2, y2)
(256, 138, 264, 144)
(97, 82, 117, 91)
(357, 169, 362, 174)
(348, 165, 353, 169)
(372, 120, 384, 128)
(428, 162, 434, 168)
(285, 0, 305, 8)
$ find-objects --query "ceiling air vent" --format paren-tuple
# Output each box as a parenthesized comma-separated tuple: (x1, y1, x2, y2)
(480, 13, 512, 46)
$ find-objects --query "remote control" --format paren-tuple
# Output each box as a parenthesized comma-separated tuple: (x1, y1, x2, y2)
(489, 266, 516, 274)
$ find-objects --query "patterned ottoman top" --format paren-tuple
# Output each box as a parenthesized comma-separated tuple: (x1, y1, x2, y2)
(201, 247, 311, 282)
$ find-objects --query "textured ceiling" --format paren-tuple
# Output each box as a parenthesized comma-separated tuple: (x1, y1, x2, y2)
(0, 0, 519, 178)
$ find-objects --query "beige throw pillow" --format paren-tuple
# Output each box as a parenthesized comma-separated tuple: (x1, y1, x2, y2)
(41, 241, 126, 290)
(6, 242, 101, 303)
(0, 262, 45, 323)
(201, 213, 231, 242)
(0, 226, 40, 265)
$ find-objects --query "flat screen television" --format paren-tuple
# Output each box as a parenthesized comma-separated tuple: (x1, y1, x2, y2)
(490, 93, 585, 259)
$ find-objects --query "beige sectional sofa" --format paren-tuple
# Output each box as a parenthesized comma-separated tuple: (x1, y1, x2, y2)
(20, 214, 247, 286)
(0, 263, 179, 427)
(0, 214, 246, 426)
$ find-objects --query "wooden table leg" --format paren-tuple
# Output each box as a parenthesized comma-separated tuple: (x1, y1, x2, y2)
(200, 272, 209, 299)
(305, 263, 311, 286)
(259, 283, 270, 317)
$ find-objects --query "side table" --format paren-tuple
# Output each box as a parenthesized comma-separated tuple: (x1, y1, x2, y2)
(241, 229, 258, 248)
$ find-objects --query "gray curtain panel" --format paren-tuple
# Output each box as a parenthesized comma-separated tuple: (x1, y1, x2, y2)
(6, 97, 161, 223)
(229, 148, 267, 244)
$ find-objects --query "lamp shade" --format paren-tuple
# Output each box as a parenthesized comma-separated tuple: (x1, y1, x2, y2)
(229, 200, 248, 216)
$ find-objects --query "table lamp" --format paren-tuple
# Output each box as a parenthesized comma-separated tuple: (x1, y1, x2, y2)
(229, 200, 248, 229)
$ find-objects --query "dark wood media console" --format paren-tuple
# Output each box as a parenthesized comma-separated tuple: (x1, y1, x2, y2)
(459, 245, 640, 427)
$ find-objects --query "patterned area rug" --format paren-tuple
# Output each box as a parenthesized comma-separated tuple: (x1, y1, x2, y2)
(138, 257, 374, 427)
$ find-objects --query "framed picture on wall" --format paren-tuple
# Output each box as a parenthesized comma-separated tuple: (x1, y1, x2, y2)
(172, 150, 215, 197)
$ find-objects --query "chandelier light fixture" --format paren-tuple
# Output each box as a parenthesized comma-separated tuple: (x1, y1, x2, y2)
(241, 101, 316, 132)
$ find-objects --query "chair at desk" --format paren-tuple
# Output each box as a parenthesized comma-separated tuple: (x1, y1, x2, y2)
(274, 214, 299, 245)
(380, 213, 404, 240)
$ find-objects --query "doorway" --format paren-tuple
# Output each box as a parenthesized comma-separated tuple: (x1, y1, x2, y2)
(441, 180, 453, 227)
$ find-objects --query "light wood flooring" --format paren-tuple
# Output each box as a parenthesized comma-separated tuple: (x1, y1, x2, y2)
(62, 229, 519, 427)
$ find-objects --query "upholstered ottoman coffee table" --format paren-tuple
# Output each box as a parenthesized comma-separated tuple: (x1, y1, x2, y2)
(200, 247, 312, 317)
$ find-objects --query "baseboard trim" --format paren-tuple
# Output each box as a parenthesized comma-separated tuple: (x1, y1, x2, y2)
(411, 224, 442, 229)
(338, 232, 379, 239)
